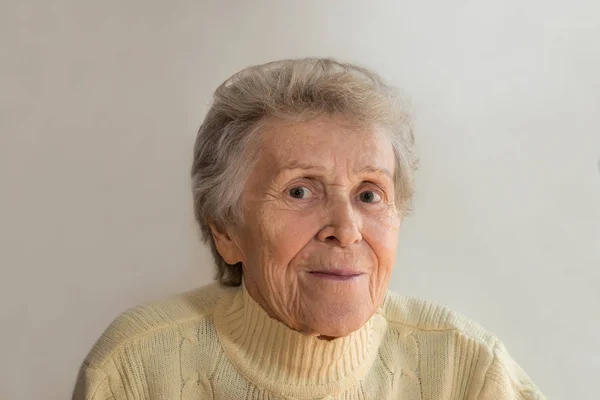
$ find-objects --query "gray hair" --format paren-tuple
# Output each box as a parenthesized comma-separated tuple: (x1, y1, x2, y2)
(191, 58, 417, 286)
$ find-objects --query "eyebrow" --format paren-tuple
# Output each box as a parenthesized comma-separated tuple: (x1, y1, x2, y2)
(357, 165, 394, 181)
(278, 161, 327, 172)
(277, 161, 393, 181)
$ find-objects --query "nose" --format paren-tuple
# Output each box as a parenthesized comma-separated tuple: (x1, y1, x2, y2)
(317, 197, 362, 246)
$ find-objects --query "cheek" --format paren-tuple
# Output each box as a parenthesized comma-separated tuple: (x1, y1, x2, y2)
(363, 211, 401, 269)
(255, 210, 320, 273)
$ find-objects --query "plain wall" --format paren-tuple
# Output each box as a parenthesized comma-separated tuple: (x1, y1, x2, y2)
(1, 1, 598, 399)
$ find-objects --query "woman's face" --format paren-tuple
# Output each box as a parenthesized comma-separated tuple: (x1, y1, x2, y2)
(214, 115, 402, 338)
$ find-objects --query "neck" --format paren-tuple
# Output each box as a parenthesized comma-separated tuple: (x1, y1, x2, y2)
(213, 282, 388, 398)
(242, 274, 328, 337)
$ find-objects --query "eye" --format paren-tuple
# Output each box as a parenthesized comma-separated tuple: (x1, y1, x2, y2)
(288, 186, 313, 199)
(359, 190, 381, 203)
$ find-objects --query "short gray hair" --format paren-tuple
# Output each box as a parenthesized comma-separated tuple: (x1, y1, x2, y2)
(191, 58, 417, 286)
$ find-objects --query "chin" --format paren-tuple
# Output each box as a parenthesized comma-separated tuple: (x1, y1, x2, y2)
(306, 305, 372, 338)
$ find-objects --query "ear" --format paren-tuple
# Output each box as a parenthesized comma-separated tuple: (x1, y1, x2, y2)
(208, 220, 243, 265)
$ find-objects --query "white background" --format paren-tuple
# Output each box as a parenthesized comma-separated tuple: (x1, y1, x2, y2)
(1, 1, 598, 399)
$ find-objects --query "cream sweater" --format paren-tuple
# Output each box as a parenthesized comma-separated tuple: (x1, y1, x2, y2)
(73, 282, 545, 399)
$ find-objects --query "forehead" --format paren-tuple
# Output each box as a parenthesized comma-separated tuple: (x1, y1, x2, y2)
(258, 116, 394, 173)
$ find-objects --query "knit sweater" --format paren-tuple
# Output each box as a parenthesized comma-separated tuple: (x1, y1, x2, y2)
(72, 282, 545, 399)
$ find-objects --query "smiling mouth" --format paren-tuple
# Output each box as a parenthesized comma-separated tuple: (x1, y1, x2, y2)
(308, 271, 363, 281)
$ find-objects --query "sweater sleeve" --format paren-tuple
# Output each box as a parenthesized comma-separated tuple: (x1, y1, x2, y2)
(72, 363, 115, 400)
(478, 341, 546, 400)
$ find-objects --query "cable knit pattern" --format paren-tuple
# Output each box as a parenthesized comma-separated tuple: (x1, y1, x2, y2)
(72, 283, 545, 399)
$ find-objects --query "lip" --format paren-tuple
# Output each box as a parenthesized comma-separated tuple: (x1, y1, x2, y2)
(308, 270, 363, 281)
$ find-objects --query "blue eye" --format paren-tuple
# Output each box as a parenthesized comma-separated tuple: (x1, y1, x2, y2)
(289, 186, 313, 199)
(359, 190, 381, 203)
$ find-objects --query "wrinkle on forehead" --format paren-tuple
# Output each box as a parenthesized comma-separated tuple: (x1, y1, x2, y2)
(258, 116, 395, 184)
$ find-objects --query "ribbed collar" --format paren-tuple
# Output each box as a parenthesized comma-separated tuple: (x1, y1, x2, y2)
(213, 282, 388, 398)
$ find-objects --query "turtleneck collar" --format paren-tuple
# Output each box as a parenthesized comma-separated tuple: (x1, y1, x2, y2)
(213, 281, 388, 398)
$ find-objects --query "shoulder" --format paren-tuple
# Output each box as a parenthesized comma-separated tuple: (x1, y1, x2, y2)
(380, 291, 545, 398)
(381, 290, 497, 348)
(82, 282, 235, 368)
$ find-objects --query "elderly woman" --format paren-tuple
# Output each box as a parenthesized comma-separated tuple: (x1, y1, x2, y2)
(74, 58, 544, 399)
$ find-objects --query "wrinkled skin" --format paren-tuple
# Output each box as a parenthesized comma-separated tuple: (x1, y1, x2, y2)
(210, 115, 402, 338)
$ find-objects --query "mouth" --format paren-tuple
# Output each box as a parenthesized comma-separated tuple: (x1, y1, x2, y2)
(308, 269, 364, 281)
